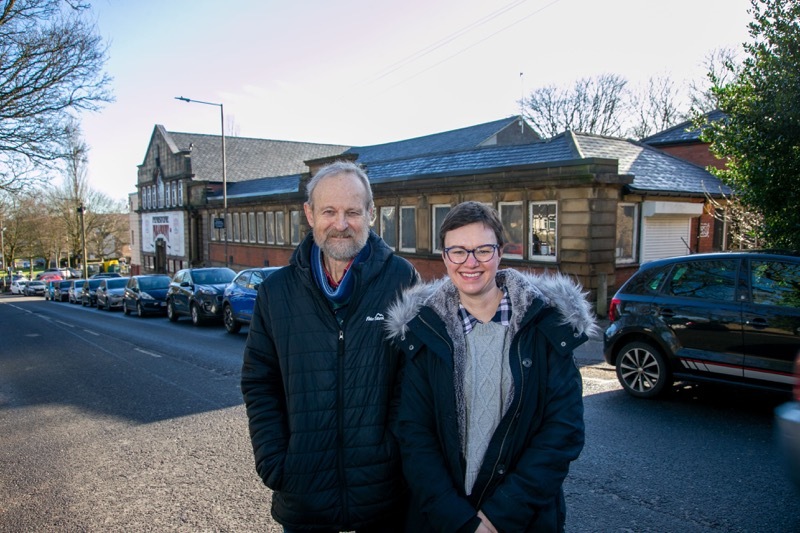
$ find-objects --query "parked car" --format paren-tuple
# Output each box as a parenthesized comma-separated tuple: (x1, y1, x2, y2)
(604, 251, 800, 398)
(69, 279, 87, 304)
(24, 280, 46, 296)
(122, 274, 172, 317)
(54, 280, 72, 302)
(95, 277, 129, 310)
(90, 272, 122, 279)
(776, 351, 800, 492)
(37, 272, 63, 282)
(166, 267, 236, 326)
(10, 278, 29, 295)
(81, 278, 104, 307)
(222, 267, 280, 333)
(44, 280, 57, 301)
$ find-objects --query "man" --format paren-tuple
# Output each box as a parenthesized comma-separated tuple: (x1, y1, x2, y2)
(241, 161, 418, 532)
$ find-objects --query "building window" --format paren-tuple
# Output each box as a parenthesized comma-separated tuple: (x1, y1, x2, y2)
(225, 213, 232, 243)
(210, 213, 217, 241)
(232, 212, 240, 242)
(290, 210, 301, 245)
(400, 206, 416, 252)
(499, 202, 523, 259)
(178, 182, 184, 206)
(530, 202, 557, 261)
(247, 212, 256, 243)
(616, 203, 639, 264)
(239, 213, 247, 243)
(266, 211, 276, 244)
(432, 204, 451, 253)
(275, 211, 285, 245)
(380, 206, 397, 250)
(171, 183, 177, 206)
(256, 212, 265, 243)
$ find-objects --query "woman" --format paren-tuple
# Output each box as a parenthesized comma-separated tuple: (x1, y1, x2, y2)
(386, 201, 598, 532)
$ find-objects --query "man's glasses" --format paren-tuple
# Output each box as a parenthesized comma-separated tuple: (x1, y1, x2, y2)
(443, 244, 500, 264)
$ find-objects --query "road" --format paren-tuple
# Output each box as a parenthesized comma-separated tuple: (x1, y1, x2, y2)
(1, 293, 798, 532)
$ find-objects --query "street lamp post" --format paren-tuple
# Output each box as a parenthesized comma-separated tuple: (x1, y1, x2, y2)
(175, 96, 228, 268)
(77, 204, 88, 280)
(0, 225, 5, 272)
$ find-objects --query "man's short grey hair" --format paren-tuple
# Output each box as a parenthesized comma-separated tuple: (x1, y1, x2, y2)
(306, 161, 374, 212)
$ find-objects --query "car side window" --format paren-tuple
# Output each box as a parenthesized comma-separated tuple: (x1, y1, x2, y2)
(251, 271, 264, 288)
(236, 272, 251, 288)
(623, 265, 670, 295)
(665, 259, 738, 301)
(751, 259, 800, 308)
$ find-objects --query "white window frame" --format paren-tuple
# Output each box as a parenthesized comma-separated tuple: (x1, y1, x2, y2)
(616, 202, 640, 265)
(290, 210, 301, 246)
(248, 212, 257, 243)
(529, 201, 557, 262)
(266, 211, 276, 244)
(275, 211, 285, 245)
(399, 206, 416, 253)
(256, 212, 265, 243)
(432, 204, 451, 253)
(498, 201, 524, 259)
(380, 206, 397, 250)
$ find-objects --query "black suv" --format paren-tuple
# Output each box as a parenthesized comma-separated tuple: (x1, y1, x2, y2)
(166, 267, 236, 326)
(604, 251, 800, 398)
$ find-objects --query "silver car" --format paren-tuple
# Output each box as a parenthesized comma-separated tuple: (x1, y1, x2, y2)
(776, 352, 800, 491)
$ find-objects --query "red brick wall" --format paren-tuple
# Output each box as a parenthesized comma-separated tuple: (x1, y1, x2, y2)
(657, 144, 726, 170)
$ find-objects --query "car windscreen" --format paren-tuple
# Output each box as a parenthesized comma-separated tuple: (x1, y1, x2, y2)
(192, 270, 235, 285)
(106, 278, 128, 289)
(139, 276, 171, 290)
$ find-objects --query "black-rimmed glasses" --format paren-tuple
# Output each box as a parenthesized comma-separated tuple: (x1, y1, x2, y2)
(443, 244, 500, 264)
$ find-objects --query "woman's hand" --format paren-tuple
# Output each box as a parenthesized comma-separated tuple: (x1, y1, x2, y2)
(476, 510, 498, 533)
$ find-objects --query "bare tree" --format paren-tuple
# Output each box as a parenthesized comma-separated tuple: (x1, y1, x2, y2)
(44, 119, 127, 266)
(689, 47, 740, 114)
(521, 74, 629, 137)
(629, 75, 686, 139)
(0, 0, 113, 192)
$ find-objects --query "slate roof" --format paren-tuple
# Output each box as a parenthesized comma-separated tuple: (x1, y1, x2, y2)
(206, 117, 729, 201)
(344, 116, 537, 163)
(641, 109, 726, 146)
(165, 130, 349, 183)
(572, 132, 731, 195)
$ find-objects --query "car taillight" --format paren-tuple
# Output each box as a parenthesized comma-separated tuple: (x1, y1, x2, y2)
(608, 297, 621, 323)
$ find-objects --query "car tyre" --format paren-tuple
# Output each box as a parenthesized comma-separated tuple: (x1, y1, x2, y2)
(223, 304, 241, 334)
(137, 302, 145, 318)
(615, 341, 670, 399)
(190, 303, 203, 327)
(167, 299, 178, 322)
(123, 301, 131, 315)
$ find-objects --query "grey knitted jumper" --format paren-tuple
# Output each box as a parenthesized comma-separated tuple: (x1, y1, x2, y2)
(463, 320, 513, 495)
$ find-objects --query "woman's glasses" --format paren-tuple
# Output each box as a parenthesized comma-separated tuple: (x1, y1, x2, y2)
(443, 244, 500, 264)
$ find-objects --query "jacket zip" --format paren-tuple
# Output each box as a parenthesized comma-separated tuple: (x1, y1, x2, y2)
(337, 328, 348, 524)
(476, 336, 526, 508)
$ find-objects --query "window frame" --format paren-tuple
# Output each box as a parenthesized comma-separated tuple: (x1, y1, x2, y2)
(616, 202, 640, 265)
(399, 206, 416, 253)
(529, 201, 558, 262)
(498, 201, 524, 259)
(380, 206, 397, 250)
(432, 204, 451, 254)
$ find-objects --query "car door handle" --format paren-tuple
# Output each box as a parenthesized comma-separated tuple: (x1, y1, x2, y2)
(746, 317, 769, 329)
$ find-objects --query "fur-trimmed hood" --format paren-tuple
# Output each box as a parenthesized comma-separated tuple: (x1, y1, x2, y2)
(385, 268, 599, 341)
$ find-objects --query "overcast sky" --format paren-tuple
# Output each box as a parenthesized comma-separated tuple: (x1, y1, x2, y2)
(80, 0, 754, 202)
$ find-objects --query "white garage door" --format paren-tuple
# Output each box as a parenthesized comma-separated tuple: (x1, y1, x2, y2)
(640, 217, 692, 263)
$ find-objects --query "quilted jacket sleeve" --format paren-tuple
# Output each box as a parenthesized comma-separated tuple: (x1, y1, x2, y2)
(241, 280, 289, 490)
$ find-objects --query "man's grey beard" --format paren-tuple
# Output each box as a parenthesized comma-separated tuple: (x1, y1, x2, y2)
(318, 228, 369, 261)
